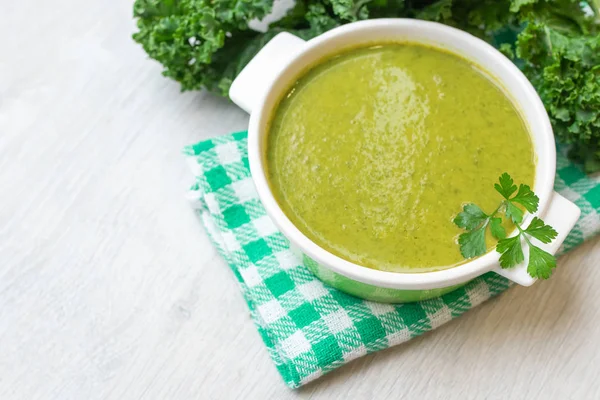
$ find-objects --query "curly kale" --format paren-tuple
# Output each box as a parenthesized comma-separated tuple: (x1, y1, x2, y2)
(514, 7, 600, 172)
(133, 0, 600, 172)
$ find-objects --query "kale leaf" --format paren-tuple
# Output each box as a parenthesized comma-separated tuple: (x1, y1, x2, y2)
(133, 0, 600, 171)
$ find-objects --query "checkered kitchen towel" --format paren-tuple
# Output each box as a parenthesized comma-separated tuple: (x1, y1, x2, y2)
(185, 131, 600, 388)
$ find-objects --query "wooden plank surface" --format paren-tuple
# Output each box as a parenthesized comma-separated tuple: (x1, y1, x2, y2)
(1, 1, 599, 399)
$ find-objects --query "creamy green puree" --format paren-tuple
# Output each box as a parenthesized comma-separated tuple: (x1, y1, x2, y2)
(266, 43, 535, 272)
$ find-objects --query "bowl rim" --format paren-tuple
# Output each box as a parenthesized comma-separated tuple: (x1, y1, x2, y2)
(247, 18, 556, 290)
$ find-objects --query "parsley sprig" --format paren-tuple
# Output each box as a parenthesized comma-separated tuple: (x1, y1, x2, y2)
(454, 173, 558, 279)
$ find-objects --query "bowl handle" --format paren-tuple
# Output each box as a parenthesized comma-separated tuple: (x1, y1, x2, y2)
(493, 191, 581, 286)
(229, 32, 306, 114)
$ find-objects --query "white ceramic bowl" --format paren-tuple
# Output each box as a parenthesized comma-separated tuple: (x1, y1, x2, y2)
(229, 19, 581, 302)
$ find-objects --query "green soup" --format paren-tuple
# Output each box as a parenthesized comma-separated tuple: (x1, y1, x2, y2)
(266, 43, 535, 273)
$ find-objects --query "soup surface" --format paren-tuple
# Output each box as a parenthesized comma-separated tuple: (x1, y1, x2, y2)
(266, 44, 535, 272)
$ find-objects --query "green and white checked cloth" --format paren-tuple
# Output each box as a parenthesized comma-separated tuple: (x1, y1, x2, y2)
(184, 131, 600, 388)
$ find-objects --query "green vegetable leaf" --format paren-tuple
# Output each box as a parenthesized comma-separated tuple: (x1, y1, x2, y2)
(525, 217, 558, 243)
(133, 0, 600, 169)
(496, 174, 538, 223)
(497, 235, 525, 268)
(499, 42, 515, 58)
(515, 20, 600, 172)
(455, 173, 558, 278)
(458, 228, 487, 259)
(494, 173, 518, 199)
(510, 0, 537, 13)
(505, 201, 524, 223)
(415, 0, 453, 21)
(453, 203, 489, 230)
(490, 217, 507, 239)
(132, 0, 277, 95)
(132, 0, 600, 170)
(511, 184, 539, 213)
(527, 244, 557, 279)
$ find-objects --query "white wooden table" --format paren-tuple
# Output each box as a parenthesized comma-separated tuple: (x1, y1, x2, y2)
(2, 2, 600, 399)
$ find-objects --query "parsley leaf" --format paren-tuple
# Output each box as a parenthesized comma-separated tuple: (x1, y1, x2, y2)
(494, 173, 518, 199)
(458, 228, 487, 259)
(453, 204, 489, 230)
(497, 235, 524, 269)
(454, 173, 559, 279)
(527, 245, 557, 279)
(511, 184, 539, 213)
(525, 217, 558, 244)
(505, 201, 524, 224)
(490, 217, 507, 239)
(494, 174, 539, 223)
